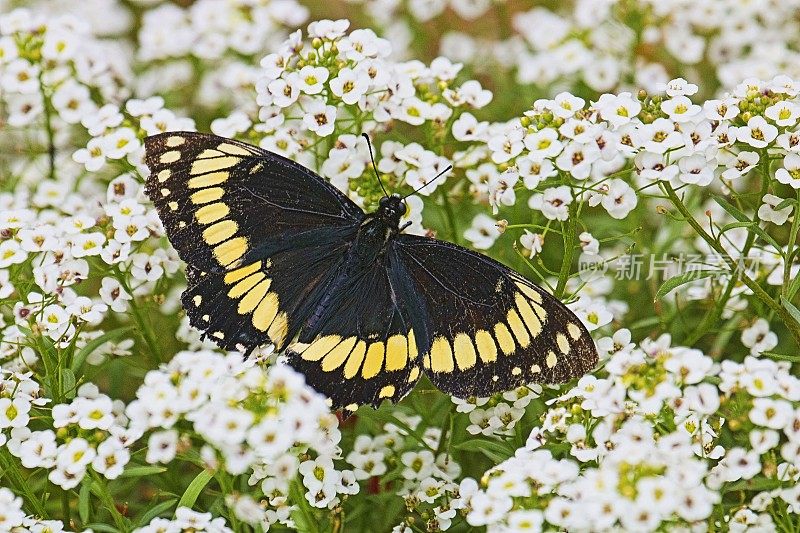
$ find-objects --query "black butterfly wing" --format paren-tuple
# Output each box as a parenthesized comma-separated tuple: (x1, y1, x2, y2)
(284, 251, 423, 411)
(144, 131, 363, 273)
(394, 235, 597, 397)
(144, 132, 363, 352)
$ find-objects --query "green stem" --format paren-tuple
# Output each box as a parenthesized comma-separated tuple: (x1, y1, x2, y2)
(662, 182, 800, 348)
(90, 470, 129, 532)
(38, 70, 56, 181)
(440, 187, 459, 245)
(783, 189, 800, 298)
(555, 201, 578, 299)
(129, 299, 162, 366)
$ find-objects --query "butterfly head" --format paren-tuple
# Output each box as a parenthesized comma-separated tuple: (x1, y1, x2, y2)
(377, 193, 407, 227)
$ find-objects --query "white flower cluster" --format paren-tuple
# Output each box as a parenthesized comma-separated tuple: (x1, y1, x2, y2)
(455, 329, 800, 531)
(1, 366, 134, 490)
(436, 1, 800, 94)
(243, 20, 491, 204)
(136, 0, 307, 107)
(135, 507, 233, 533)
(127, 350, 356, 525)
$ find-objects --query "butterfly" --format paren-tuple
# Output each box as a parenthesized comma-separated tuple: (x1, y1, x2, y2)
(143, 131, 598, 411)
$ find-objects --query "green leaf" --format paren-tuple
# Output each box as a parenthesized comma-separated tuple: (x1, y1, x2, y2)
(289, 479, 321, 533)
(762, 351, 800, 363)
(774, 197, 798, 211)
(118, 465, 167, 479)
(452, 438, 515, 462)
(137, 498, 177, 527)
(71, 326, 135, 373)
(61, 368, 76, 399)
(79, 478, 92, 524)
(84, 524, 121, 533)
(712, 195, 749, 222)
(781, 296, 800, 326)
(177, 469, 215, 510)
(723, 476, 784, 493)
(656, 270, 718, 299)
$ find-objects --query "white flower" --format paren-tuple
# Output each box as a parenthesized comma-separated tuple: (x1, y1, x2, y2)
(595, 92, 641, 128)
(520, 231, 544, 258)
(524, 128, 563, 161)
(329, 67, 370, 105)
(758, 194, 792, 225)
(529, 185, 572, 221)
(735, 116, 778, 149)
(452, 112, 488, 141)
(146, 430, 179, 464)
(659, 77, 699, 97)
(464, 214, 500, 250)
(661, 96, 701, 123)
(765, 100, 800, 127)
(488, 126, 525, 164)
(296, 65, 329, 95)
(302, 100, 337, 137)
(776, 153, 800, 189)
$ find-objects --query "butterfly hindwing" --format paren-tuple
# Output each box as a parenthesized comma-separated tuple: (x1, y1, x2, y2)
(181, 230, 356, 352)
(394, 235, 597, 398)
(144, 131, 363, 273)
(285, 254, 423, 411)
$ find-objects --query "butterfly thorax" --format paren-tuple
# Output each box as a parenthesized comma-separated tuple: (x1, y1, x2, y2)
(345, 194, 406, 272)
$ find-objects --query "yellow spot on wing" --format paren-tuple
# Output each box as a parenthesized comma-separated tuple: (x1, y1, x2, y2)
(516, 281, 543, 304)
(228, 272, 265, 298)
(515, 293, 542, 338)
(378, 385, 395, 399)
(203, 220, 237, 245)
(197, 149, 224, 159)
(191, 156, 239, 175)
(453, 333, 476, 370)
(218, 142, 252, 156)
(157, 169, 171, 182)
(556, 333, 570, 354)
(301, 335, 341, 361)
(192, 295, 202, 306)
(408, 330, 418, 359)
(430, 337, 454, 373)
(166, 136, 185, 147)
(237, 278, 271, 314)
(385, 334, 408, 371)
(494, 323, 516, 355)
(224, 261, 262, 284)
(196, 202, 229, 224)
(188, 172, 229, 189)
(407, 367, 420, 382)
(507, 308, 530, 348)
(214, 236, 247, 266)
(160, 151, 180, 163)
(268, 313, 288, 350)
(322, 337, 357, 372)
(546, 351, 558, 368)
(191, 187, 224, 205)
(475, 329, 497, 363)
(344, 341, 367, 379)
(253, 292, 279, 331)
(567, 322, 582, 340)
(362, 342, 384, 379)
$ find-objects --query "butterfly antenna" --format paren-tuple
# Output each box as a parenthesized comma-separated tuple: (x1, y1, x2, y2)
(402, 164, 453, 199)
(361, 133, 389, 198)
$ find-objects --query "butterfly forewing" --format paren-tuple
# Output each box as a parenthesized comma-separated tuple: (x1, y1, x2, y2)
(144, 132, 363, 351)
(394, 236, 597, 397)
